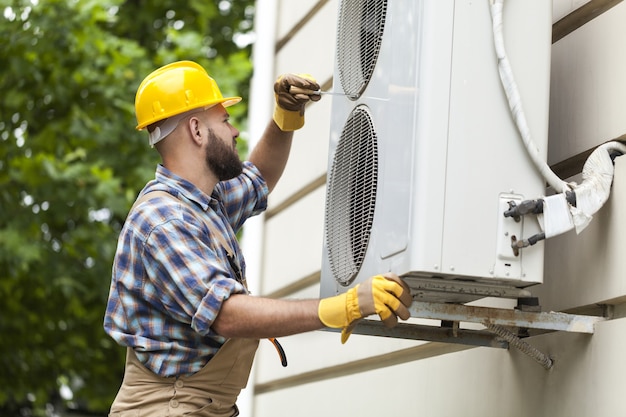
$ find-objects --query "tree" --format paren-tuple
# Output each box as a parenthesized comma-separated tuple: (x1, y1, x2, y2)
(0, 0, 254, 414)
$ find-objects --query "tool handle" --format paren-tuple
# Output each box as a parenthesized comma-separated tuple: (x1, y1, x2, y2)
(289, 86, 321, 96)
(268, 338, 288, 367)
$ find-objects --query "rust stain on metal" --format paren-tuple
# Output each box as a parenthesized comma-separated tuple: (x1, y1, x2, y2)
(409, 301, 604, 334)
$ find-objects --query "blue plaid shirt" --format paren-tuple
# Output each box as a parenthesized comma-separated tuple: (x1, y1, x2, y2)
(104, 161, 268, 377)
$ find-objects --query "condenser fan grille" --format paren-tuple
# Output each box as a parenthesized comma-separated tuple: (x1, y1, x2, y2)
(336, 0, 388, 99)
(325, 106, 379, 286)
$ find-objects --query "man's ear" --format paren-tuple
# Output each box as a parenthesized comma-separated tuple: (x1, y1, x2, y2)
(187, 116, 204, 146)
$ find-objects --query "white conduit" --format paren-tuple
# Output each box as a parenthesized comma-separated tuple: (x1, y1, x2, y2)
(489, 0, 570, 194)
(489, 0, 626, 239)
(568, 141, 626, 233)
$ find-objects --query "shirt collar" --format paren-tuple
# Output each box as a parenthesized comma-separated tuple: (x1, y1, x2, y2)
(151, 164, 213, 211)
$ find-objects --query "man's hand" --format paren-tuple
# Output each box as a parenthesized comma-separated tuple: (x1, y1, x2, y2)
(318, 273, 412, 343)
(273, 73, 321, 131)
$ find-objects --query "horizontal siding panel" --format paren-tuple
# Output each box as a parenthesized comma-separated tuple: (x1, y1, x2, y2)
(253, 324, 431, 387)
(261, 187, 326, 295)
(276, 0, 325, 41)
(548, 2, 626, 165)
(268, 98, 331, 207)
(274, 1, 336, 78)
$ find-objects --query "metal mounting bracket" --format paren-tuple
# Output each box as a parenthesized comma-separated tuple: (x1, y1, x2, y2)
(346, 300, 606, 369)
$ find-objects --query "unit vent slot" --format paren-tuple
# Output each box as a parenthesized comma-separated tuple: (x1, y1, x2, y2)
(336, 0, 387, 99)
(325, 105, 379, 286)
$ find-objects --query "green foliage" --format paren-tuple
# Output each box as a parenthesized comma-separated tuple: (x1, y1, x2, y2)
(0, 0, 254, 414)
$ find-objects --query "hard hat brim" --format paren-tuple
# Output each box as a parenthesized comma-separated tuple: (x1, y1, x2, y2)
(136, 96, 241, 131)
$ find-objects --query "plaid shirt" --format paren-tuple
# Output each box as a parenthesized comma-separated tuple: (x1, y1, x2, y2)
(104, 161, 268, 377)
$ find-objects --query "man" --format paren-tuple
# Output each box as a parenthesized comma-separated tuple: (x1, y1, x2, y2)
(104, 60, 412, 416)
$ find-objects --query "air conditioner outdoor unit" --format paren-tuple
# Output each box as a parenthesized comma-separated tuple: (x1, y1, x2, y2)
(320, 0, 553, 303)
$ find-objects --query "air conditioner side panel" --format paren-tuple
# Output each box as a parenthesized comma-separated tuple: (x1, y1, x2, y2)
(436, 0, 550, 282)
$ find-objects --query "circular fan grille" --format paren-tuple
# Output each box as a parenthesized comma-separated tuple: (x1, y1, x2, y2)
(325, 105, 379, 286)
(336, 0, 388, 99)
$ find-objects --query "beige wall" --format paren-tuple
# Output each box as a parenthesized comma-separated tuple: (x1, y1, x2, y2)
(248, 1, 626, 416)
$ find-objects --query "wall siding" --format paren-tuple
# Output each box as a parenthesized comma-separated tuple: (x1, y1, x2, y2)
(249, 1, 626, 416)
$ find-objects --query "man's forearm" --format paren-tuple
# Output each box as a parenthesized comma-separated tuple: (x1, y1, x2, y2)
(212, 294, 323, 339)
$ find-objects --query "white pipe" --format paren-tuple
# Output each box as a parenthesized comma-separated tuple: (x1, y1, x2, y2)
(489, 0, 570, 194)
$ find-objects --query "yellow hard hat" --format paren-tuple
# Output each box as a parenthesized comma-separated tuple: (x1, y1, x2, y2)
(134, 61, 242, 130)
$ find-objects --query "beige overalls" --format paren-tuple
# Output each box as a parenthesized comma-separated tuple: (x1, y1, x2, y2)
(109, 338, 259, 417)
(110, 191, 259, 416)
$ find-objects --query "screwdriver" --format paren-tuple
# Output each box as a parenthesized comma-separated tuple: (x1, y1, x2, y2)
(288, 86, 352, 97)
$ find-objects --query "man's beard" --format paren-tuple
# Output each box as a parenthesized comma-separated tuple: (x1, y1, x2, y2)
(205, 128, 243, 181)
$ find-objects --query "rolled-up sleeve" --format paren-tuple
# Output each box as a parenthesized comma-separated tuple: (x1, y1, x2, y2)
(141, 216, 246, 336)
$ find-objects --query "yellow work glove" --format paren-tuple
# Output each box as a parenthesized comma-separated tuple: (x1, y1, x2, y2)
(318, 273, 412, 343)
(273, 73, 321, 131)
